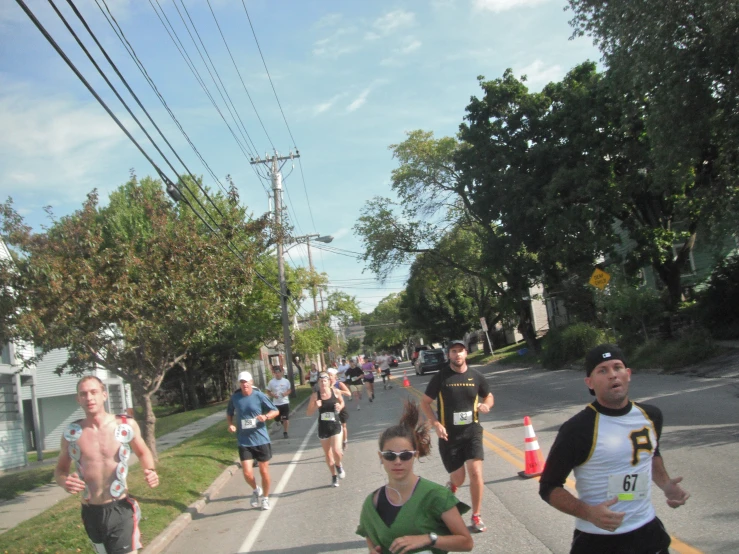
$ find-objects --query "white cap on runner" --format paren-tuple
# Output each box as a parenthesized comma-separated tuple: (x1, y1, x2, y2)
(237, 371, 253, 382)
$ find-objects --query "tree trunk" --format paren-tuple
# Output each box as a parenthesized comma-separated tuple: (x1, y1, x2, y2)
(181, 361, 200, 410)
(517, 300, 540, 353)
(292, 356, 304, 385)
(137, 390, 158, 461)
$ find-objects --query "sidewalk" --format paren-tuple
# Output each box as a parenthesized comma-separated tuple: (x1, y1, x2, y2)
(0, 411, 225, 535)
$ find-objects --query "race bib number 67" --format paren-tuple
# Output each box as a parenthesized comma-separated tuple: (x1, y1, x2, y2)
(608, 473, 648, 501)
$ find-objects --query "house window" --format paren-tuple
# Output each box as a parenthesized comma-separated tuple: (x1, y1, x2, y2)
(1, 343, 11, 365)
(672, 244, 696, 275)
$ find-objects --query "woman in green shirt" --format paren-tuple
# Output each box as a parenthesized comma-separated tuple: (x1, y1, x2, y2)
(356, 401, 473, 554)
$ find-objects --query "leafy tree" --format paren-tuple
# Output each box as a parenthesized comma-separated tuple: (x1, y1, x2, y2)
(567, 1, 739, 304)
(0, 176, 269, 458)
(362, 293, 411, 352)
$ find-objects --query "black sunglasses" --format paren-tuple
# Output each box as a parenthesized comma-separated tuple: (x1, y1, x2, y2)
(379, 450, 416, 462)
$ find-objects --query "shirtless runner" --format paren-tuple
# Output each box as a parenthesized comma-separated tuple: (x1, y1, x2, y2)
(55, 376, 159, 554)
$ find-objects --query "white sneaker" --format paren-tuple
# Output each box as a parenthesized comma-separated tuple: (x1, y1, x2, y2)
(332, 475, 339, 487)
(261, 497, 270, 510)
(337, 465, 346, 479)
(250, 486, 263, 508)
(357, 404, 361, 411)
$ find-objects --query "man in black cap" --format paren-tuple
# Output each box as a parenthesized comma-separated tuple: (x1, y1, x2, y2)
(539, 344, 690, 553)
(421, 339, 494, 533)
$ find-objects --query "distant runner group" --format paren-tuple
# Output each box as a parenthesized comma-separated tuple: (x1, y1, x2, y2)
(55, 342, 689, 554)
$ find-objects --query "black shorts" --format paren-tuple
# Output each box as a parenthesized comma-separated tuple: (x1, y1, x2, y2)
(570, 517, 671, 554)
(81, 497, 142, 554)
(276, 404, 290, 421)
(338, 407, 349, 424)
(239, 443, 273, 463)
(318, 422, 342, 440)
(363, 376, 374, 383)
(439, 424, 485, 473)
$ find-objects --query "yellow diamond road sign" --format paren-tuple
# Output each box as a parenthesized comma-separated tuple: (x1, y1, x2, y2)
(589, 268, 611, 290)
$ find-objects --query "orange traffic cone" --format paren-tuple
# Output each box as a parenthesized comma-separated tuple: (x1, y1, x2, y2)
(402, 371, 410, 387)
(517, 416, 545, 479)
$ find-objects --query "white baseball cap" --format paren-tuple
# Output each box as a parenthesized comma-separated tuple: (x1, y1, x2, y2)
(237, 371, 253, 382)
(327, 368, 338, 375)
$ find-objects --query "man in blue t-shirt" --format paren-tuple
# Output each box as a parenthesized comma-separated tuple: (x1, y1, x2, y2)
(227, 371, 279, 510)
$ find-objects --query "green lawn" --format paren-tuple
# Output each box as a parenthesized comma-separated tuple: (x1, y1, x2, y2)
(466, 341, 538, 366)
(0, 385, 314, 553)
(3, 399, 231, 502)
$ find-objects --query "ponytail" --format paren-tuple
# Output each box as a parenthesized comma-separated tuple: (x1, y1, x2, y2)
(378, 400, 431, 458)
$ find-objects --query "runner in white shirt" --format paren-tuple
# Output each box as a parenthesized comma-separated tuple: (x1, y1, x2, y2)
(378, 352, 392, 390)
(266, 367, 292, 439)
(337, 359, 351, 400)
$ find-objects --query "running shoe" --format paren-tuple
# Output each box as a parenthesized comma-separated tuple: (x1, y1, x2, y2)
(332, 475, 340, 487)
(283, 432, 288, 439)
(250, 485, 263, 508)
(369, 396, 373, 403)
(261, 497, 271, 511)
(357, 404, 361, 411)
(471, 514, 486, 533)
(337, 465, 346, 479)
(445, 481, 458, 494)
(342, 440, 348, 450)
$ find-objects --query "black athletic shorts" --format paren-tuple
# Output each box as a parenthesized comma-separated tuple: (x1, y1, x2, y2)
(570, 516, 671, 554)
(276, 404, 290, 421)
(438, 424, 484, 473)
(81, 497, 142, 554)
(239, 443, 273, 463)
(338, 407, 349, 424)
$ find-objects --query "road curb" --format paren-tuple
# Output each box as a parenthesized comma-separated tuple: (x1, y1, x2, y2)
(143, 461, 240, 554)
(143, 392, 313, 554)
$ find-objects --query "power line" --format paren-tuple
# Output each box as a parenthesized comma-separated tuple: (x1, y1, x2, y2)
(204, 0, 274, 151)
(16, 0, 283, 301)
(241, 1, 319, 262)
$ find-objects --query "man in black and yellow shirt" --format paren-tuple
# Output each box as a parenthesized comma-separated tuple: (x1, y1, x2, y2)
(421, 340, 493, 533)
(539, 344, 690, 553)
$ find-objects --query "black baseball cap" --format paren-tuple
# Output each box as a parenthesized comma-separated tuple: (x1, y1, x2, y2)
(448, 340, 467, 350)
(584, 344, 627, 376)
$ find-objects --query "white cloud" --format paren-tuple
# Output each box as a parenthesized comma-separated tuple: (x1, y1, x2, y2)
(313, 94, 345, 116)
(312, 26, 358, 58)
(515, 59, 563, 87)
(314, 12, 343, 28)
(380, 37, 423, 66)
(346, 89, 371, 113)
(0, 80, 126, 195)
(473, 0, 550, 12)
(366, 10, 415, 40)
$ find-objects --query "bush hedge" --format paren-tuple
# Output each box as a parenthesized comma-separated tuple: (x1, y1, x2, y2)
(541, 322, 607, 370)
(696, 254, 739, 339)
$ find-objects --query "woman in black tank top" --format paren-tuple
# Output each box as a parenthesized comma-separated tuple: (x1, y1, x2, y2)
(306, 372, 346, 487)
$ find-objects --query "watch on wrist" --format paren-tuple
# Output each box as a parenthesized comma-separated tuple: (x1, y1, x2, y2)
(428, 532, 438, 546)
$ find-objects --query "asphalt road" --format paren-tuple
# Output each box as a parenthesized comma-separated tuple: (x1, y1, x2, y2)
(161, 360, 739, 554)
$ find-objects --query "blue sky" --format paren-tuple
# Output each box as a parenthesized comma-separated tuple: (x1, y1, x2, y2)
(0, 0, 599, 313)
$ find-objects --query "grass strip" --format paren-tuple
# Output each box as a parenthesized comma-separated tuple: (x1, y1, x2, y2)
(466, 341, 537, 366)
(0, 386, 313, 552)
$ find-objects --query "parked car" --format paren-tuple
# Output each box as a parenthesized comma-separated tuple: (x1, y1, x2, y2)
(411, 345, 430, 362)
(415, 349, 447, 375)
(389, 355, 400, 367)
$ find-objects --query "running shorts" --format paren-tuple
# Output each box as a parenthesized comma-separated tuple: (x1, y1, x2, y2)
(438, 424, 484, 473)
(238, 443, 273, 463)
(276, 404, 290, 421)
(339, 407, 349, 424)
(570, 516, 671, 554)
(81, 497, 142, 554)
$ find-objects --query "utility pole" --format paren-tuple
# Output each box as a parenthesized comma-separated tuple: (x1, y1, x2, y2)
(291, 233, 333, 372)
(251, 151, 298, 398)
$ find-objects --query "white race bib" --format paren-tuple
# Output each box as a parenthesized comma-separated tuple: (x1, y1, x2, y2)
(453, 411, 473, 425)
(608, 472, 648, 501)
(241, 418, 257, 429)
(320, 412, 336, 422)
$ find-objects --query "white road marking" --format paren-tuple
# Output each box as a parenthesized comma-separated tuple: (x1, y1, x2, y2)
(238, 417, 319, 553)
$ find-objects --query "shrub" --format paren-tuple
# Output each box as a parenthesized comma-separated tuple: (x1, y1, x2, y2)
(541, 323, 606, 370)
(695, 254, 739, 339)
(629, 327, 718, 370)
